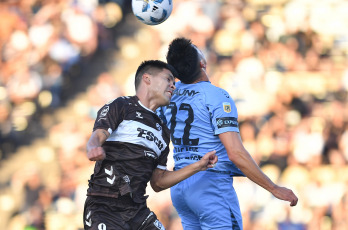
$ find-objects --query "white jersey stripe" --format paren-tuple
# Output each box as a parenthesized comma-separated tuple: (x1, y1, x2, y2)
(106, 120, 167, 157)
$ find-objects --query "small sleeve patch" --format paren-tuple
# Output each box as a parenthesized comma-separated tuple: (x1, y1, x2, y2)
(216, 117, 238, 128)
(223, 102, 231, 113)
(100, 106, 109, 117)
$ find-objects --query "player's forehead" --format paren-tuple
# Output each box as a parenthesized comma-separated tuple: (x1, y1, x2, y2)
(163, 68, 175, 81)
(155, 68, 175, 81)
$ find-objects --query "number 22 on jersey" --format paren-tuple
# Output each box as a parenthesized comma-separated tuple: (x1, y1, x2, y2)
(168, 102, 199, 146)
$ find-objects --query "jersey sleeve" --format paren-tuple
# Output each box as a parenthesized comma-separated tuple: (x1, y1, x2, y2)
(156, 137, 170, 170)
(207, 87, 240, 135)
(93, 97, 126, 134)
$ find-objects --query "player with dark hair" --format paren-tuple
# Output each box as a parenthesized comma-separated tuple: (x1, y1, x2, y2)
(83, 60, 217, 230)
(160, 38, 298, 229)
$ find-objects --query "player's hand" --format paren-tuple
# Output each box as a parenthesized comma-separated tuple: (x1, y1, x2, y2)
(271, 185, 298, 207)
(87, 146, 106, 161)
(198, 150, 217, 171)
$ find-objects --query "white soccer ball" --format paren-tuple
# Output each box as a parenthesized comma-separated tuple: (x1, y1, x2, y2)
(132, 0, 173, 26)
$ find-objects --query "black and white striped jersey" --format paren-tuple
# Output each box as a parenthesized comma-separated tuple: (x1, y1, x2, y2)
(87, 96, 170, 203)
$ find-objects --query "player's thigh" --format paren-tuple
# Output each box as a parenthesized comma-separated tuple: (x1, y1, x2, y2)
(84, 196, 166, 230)
(187, 191, 235, 229)
(83, 196, 129, 230)
(199, 201, 241, 230)
(171, 183, 201, 230)
(185, 173, 242, 229)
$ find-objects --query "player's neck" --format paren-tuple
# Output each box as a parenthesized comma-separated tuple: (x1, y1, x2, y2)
(136, 91, 160, 112)
(192, 72, 209, 83)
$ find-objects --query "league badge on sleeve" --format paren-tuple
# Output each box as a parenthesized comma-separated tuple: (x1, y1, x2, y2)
(223, 102, 231, 113)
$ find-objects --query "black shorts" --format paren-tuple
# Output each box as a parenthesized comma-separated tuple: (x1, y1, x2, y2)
(83, 195, 165, 230)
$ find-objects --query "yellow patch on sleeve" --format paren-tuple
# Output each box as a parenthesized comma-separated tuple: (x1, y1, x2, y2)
(223, 102, 231, 113)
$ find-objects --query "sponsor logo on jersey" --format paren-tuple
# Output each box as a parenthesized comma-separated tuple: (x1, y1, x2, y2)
(189, 154, 202, 160)
(223, 102, 231, 113)
(144, 150, 158, 160)
(104, 166, 116, 184)
(100, 106, 109, 117)
(173, 89, 200, 97)
(98, 223, 107, 230)
(216, 117, 238, 128)
(174, 154, 202, 161)
(156, 123, 162, 131)
(174, 146, 198, 153)
(153, 220, 165, 230)
(137, 128, 164, 150)
(85, 211, 92, 226)
(123, 175, 130, 184)
(136, 111, 143, 119)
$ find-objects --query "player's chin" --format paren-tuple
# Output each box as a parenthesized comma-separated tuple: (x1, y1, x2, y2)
(164, 98, 171, 105)
(164, 94, 172, 103)
(159, 97, 170, 106)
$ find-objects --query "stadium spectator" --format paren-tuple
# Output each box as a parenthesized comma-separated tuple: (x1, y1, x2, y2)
(1, 0, 348, 229)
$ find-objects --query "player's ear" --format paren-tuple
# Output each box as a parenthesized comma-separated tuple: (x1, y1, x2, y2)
(143, 73, 151, 85)
(200, 60, 206, 69)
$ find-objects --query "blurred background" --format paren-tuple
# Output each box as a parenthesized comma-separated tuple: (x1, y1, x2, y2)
(0, 0, 348, 229)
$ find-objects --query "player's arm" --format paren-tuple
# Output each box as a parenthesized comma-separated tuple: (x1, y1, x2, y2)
(150, 150, 217, 192)
(86, 129, 110, 161)
(219, 131, 298, 206)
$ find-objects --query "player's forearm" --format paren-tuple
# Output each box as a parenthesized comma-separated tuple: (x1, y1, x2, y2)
(220, 132, 276, 193)
(87, 129, 109, 151)
(235, 152, 299, 206)
(230, 149, 276, 193)
(151, 163, 201, 192)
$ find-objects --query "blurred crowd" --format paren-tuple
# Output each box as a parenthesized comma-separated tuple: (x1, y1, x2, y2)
(1, 0, 348, 229)
(0, 0, 127, 158)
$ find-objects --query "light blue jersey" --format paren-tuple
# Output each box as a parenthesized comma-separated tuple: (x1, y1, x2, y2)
(158, 81, 245, 229)
(159, 81, 244, 176)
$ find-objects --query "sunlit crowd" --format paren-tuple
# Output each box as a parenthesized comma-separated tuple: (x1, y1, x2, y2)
(0, 0, 348, 230)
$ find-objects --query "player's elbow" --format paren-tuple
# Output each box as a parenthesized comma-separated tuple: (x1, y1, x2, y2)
(227, 150, 237, 162)
(150, 169, 168, 192)
(227, 149, 245, 165)
(152, 187, 163, 193)
(150, 181, 165, 192)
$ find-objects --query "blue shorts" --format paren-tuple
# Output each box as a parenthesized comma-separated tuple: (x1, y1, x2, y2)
(170, 170, 242, 230)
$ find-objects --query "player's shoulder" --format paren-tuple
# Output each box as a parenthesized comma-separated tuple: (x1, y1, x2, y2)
(199, 82, 231, 100)
(96, 96, 134, 117)
(105, 96, 134, 107)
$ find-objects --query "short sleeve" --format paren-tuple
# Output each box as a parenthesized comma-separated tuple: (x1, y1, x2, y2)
(156, 145, 169, 170)
(93, 97, 125, 134)
(207, 88, 239, 135)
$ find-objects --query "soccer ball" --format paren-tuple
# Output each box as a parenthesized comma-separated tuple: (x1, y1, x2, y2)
(132, 0, 173, 26)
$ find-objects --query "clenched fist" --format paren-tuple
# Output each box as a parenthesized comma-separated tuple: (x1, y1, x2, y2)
(87, 146, 106, 161)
